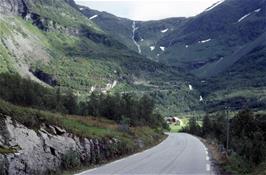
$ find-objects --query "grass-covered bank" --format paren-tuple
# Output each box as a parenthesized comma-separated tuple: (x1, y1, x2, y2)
(169, 117, 188, 132)
(0, 99, 166, 173)
(0, 72, 168, 174)
(63, 131, 167, 175)
(0, 99, 164, 143)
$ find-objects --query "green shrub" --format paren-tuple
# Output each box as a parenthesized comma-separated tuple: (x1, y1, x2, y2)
(62, 149, 81, 170)
(225, 153, 251, 174)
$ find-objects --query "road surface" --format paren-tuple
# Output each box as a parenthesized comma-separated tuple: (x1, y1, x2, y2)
(77, 133, 214, 175)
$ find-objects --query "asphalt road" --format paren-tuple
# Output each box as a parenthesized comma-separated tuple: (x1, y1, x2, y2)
(77, 133, 214, 175)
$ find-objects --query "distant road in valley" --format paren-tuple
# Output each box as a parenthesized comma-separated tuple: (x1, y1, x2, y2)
(76, 133, 214, 175)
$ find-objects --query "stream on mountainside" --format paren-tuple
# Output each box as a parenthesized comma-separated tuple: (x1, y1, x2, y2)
(132, 21, 142, 54)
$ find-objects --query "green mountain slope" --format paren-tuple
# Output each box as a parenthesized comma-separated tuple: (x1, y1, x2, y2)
(76, 4, 188, 61)
(200, 35, 266, 112)
(158, 0, 266, 73)
(0, 0, 201, 116)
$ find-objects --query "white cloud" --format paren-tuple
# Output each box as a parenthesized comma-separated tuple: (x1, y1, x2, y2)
(75, 0, 219, 21)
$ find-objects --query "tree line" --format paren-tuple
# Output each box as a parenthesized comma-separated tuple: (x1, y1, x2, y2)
(182, 110, 266, 174)
(0, 73, 167, 128)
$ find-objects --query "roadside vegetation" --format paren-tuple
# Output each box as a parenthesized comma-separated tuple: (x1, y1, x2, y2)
(182, 110, 266, 174)
(0, 73, 168, 129)
(169, 118, 188, 132)
(0, 98, 165, 173)
(0, 72, 168, 168)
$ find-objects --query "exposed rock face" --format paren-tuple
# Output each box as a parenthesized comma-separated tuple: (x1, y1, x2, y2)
(0, 0, 28, 16)
(30, 69, 58, 86)
(0, 0, 69, 33)
(0, 116, 132, 175)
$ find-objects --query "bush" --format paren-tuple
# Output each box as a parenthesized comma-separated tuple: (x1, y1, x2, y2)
(0, 73, 167, 129)
(225, 153, 251, 174)
(62, 149, 81, 170)
(201, 110, 266, 174)
(83, 92, 166, 128)
(0, 73, 78, 115)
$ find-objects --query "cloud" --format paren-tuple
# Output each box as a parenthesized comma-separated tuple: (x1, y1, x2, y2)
(75, 0, 219, 21)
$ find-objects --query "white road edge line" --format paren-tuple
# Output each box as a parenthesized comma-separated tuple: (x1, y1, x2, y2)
(74, 140, 159, 175)
(206, 156, 210, 161)
(206, 164, 211, 171)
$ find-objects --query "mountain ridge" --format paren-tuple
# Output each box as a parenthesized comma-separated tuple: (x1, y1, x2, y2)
(0, 0, 201, 116)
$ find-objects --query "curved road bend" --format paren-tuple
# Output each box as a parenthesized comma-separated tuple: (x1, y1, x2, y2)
(76, 133, 214, 175)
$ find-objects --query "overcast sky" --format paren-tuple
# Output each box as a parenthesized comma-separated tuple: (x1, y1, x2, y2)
(75, 0, 220, 21)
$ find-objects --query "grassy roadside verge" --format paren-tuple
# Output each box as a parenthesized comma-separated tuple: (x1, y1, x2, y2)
(0, 99, 163, 139)
(169, 118, 188, 132)
(0, 99, 166, 173)
(63, 134, 167, 175)
(201, 138, 266, 175)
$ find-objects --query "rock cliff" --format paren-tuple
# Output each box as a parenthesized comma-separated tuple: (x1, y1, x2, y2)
(0, 116, 145, 175)
(0, 0, 27, 16)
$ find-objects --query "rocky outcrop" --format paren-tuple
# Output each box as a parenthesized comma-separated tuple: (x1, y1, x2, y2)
(0, 116, 139, 175)
(29, 69, 57, 86)
(0, 0, 72, 33)
(0, 0, 28, 16)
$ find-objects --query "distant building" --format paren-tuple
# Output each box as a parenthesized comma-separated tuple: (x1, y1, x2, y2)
(164, 116, 182, 125)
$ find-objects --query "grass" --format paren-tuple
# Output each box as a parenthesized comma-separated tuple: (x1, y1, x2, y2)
(62, 127, 166, 175)
(27, 0, 101, 31)
(60, 116, 121, 138)
(0, 99, 166, 174)
(169, 118, 188, 132)
(0, 44, 14, 73)
(0, 146, 17, 154)
(0, 99, 116, 138)
(251, 162, 266, 175)
(0, 5, 202, 117)
(0, 99, 163, 141)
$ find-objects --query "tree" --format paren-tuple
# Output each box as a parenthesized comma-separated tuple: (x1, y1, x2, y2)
(87, 92, 101, 116)
(202, 114, 211, 136)
(55, 87, 66, 113)
(188, 117, 200, 135)
(63, 90, 78, 114)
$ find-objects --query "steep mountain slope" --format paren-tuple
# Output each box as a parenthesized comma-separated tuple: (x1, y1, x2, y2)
(193, 32, 266, 77)
(76, 0, 265, 80)
(200, 34, 266, 112)
(158, 0, 266, 74)
(146, 0, 266, 112)
(76, 5, 188, 61)
(2, 0, 264, 115)
(0, 0, 201, 116)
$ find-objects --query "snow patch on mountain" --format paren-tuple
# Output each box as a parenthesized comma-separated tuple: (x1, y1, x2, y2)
(189, 84, 193, 91)
(237, 13, 251, 22)
(89, 15, 98, 20)
(90, 86, 95, 93)
(185, 45, 189, 48)
(200, 96, 203, 102)
(160, 46, 165, 51)
(254, 8, 261, 13)
(205, 0, 224, 12)
(161, 28, 168, 33)
(198, 39, 211, 43)
(150, 46, 155, 51)
(216, 57, 224, 64)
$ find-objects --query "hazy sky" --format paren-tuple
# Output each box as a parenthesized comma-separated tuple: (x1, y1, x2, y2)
(75, 0, 220, 21)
